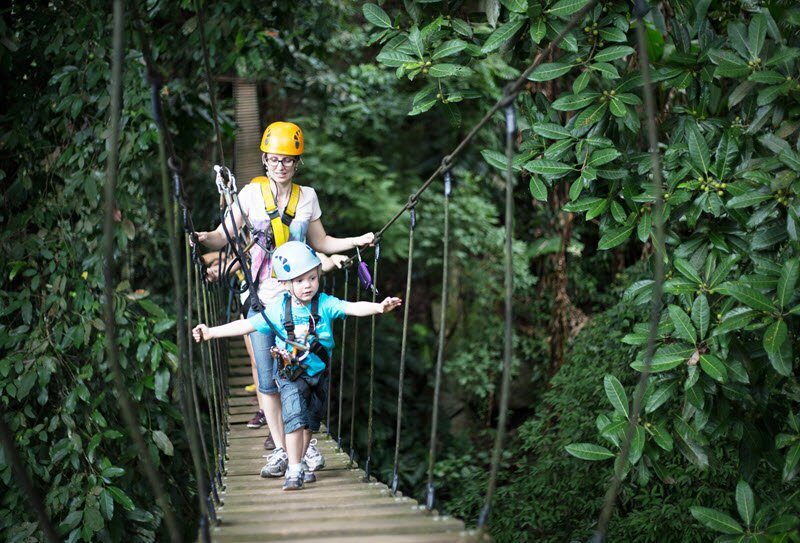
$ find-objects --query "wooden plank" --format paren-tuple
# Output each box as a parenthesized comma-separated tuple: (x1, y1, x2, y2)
(213, 535, 478, 543)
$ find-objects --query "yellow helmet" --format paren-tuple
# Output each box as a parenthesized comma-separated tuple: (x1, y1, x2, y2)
(260, 121, 304, 155)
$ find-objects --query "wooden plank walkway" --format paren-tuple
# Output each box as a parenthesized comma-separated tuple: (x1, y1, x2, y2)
(211, 342, 480, 542)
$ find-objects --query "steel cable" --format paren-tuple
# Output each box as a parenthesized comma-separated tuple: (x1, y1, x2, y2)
(103, 3, 182, 540)
(425, 170, 452, 511)
(591, 1, 667, 540)
(364, 245, 380, 480)
(336, 268, 350, 450)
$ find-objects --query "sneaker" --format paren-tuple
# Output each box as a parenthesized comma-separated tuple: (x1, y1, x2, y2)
(244, 383, 256, 393)
(260, 447, 288, 478)
(282, 471, 304, 491)
(247, 410, 266, 429)
(263, 434, 276, 450)
(302, 439, 325, 472)
(301, 461, 316, 483)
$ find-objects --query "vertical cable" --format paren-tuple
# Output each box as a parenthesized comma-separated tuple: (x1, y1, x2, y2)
(104, 3, 181, 540)
(364, 244, 380, 480)
(391, 204, 417, 495)
(336, 268, 349, 450)
(426, 168, 452, 511)
(326, 274, 336, 436)
(348, 271, 361, 466)
(592, 1, 666, 540)
(477, 99, 516, 533)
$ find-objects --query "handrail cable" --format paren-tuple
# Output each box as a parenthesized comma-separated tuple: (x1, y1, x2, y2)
(103, 3, 182, 541)
(591, 1, 667, 540)
(326, 274, 336, 437)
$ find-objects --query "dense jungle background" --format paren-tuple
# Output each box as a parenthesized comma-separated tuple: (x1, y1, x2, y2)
(1, 0, 799, 541)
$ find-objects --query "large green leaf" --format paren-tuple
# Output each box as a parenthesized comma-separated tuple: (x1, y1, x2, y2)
(748, 14, 767, 58)
(648, 423, 674, 451)
(427, 63, 462, 78)
(645, 381, 677, 413)
(362, 4, 393, 28)
(686, 122, 711, 174)
(481, 17, 525, 54)
(722, 283, 777, 312)
(587, 148, 621, 168)
(524, 159, 573, 175)
(546, 0, 590, 18)
(551, 92, 599, 111)
(726, 192, 772, 209)
(529, 176, 548, 202)
(376, 50, 417, 67)
(597, 222, 634, 250)
(593, 45, 635, 62)
(532, 122, 572, 140)
(763, 319, 788, 355)
(735, 480, 755, 527)
(692, 295, 710, 339)
(674, 258, 703, 285)
(669, 304, 697, 344)
(529, 62, 574, 82)
(152, 430, 174, 456)
(431, 39, 468, 60)
(565, 442, 615, 461)
(777, 258, 799, 309)
(604, 374, 629, 419)
(574, 102, 608, 129)
(690, 507, 744, 534)
(784, 443, 800, 482)
(699, 354, 727, 383)
(632, 344, 694, 373)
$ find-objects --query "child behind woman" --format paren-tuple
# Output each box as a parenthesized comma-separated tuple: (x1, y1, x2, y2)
(192, 241, 401, 490)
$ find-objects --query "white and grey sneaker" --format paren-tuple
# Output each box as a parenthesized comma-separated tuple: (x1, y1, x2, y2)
(300, 461, 317, 483)
(302, 439, 325, 472)
(260, 447, 288, 478)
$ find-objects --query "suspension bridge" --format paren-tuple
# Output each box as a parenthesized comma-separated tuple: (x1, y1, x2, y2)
(0, 0, 671, 541)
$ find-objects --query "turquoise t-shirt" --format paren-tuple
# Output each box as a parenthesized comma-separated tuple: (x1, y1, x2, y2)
(248, 292, 348, 376)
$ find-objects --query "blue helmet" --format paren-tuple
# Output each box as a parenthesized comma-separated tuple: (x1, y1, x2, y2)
(271, 241, 322, 280)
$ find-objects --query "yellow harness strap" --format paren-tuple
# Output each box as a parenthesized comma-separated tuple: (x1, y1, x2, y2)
(253, 176, 300, 248)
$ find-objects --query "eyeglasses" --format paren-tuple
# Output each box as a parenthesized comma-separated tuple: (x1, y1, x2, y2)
(266, 156, 298, 167)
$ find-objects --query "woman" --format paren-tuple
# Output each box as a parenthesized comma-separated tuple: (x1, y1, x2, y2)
(195, 121, 373, 478)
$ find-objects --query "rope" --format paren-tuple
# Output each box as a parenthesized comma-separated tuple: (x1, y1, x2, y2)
(348, 273, 361, 466)
(0, 406, 59, 543)
(364, 244, 380, 480)
(477, 101, 517, 533)
(102, 4, 182, 541)
(195, 0, 226, 168)
(591, 1, 667, 539)
(391, 202, 417, 495)
(425, 170, 452, 511)
(338, 0, 599, 270)
(336, 268, 349, 450)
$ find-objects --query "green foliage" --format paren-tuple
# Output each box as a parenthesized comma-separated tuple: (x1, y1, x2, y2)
(364, 1, 800, 540)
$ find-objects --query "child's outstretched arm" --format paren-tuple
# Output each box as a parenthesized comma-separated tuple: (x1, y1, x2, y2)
(344, 297, 402, 317)
(193, 319, 256, 342)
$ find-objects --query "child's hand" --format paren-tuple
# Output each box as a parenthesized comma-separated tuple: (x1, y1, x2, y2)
(329, 254, 349, 269)
(192, 324, 213, 342)
(378, 297, 402, 314)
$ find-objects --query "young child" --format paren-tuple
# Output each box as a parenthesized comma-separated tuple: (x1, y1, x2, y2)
(192, 241, 401, 490)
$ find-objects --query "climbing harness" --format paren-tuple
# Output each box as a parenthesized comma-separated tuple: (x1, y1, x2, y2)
(273, 294, 330, 381)
(255, 177, 301, 248)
